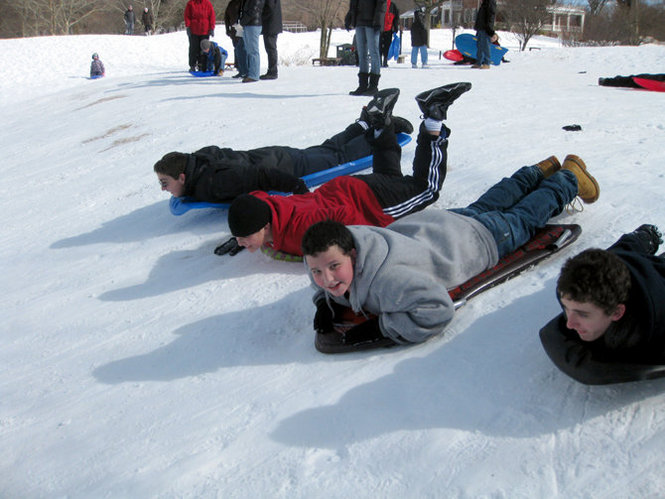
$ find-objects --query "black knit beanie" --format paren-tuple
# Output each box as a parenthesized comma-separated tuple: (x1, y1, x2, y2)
(228, 194, 272, 237)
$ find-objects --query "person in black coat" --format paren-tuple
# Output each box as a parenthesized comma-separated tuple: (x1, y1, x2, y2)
(260, 0, 282, 79)
(153, 112, 413, 204)
(410, 8, 427, 68)
(540, 225, 665, 384)
(473, 0, 496, 69)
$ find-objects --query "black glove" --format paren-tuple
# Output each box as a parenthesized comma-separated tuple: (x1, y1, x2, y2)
(293, 179, 309, 195)
(209, 29, 214, 37)
(632, 224, 662, 255)
(344, 11, 354, 31)
(342, 317, 386, 345)
(214, 237, 245, 256)
(313, 299, 334, 334)
(186, 27, 191, 37)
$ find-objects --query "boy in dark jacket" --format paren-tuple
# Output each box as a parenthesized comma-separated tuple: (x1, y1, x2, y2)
(301, 150, 599, 352)
(90, 53, 105, 78)
(200, 39, 228, 75)
(540, 225, 665, 384)
(222, 83, 471, 257)
(153, 92, 415, 204)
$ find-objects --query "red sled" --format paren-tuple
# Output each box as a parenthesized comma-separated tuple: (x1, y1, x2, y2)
(443, 49, 464, 62)
(633, 77, 665, 92)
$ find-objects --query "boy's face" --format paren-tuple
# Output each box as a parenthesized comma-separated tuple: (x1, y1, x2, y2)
(236, 226, 269, 252)
(305, 245, 356, 297)
(560, 296, 624, 342)
(157, 173, 185, 197)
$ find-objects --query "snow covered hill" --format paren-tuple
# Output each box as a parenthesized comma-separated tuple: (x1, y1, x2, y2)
(1, 28, 665, 497)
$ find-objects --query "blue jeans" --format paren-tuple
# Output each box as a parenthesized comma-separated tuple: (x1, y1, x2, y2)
(411, 46, 428, 67)
(233, 37, 248, 77)
(476, 30, 492, 66)
(451, 166, 578, 257)
(355, 26, 381, 74)
(243, 25, 262, 80)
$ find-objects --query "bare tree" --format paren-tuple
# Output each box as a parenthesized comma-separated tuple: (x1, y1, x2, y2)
(501, 0, 553, 51)
(15, 0, 107, 35)
(292, 0, 345, 58)
(587, 0, 611, 15)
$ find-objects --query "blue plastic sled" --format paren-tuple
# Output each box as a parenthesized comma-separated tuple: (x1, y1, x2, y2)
(190, 70, 216, 77)
(455, 33, 508, 66)
(388, 33, 401, 61)
(90, 74, 104, 80)
(169, 132, 412, 215)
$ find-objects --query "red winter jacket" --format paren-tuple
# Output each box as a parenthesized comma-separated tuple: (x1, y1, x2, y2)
(185, 0, 216, 36)
(252, 176, 395, 256)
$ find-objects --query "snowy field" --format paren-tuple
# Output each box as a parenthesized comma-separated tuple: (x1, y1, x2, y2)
(1, 27, 665, 497)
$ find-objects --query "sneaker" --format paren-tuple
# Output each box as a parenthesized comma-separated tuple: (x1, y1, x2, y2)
(359, 87, 400, 129)
(536, 156, 561, 178)
(562, 154, 600, 203)
(480, 64, 490, 69)
(260, 73, 278, 80)
(415, 82, 472, 120)
(393, 116, 414, 134)
(232, 73, 244, 79)
(242, 77, 258, 83)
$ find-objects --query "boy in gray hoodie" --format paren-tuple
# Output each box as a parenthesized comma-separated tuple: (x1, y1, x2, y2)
(302, 154, 600, 353)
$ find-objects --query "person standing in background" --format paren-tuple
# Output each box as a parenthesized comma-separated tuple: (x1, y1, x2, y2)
(184, 0, 216, 72)
(473, 0, 496, 69)
(260, 0, 282, 80)
(225, 0, 249, 79)
(380, 0, 399, 67)
(345, 0, 387, 96)
(124, 5, 135, 35)
(410, 8, 428, 68)
(142, 7, 153, 35)
(240, 0, 265, 83)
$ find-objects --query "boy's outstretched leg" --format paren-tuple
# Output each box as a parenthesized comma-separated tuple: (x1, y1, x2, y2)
(358, 88, 400, 130)
(415, 82, 472, 121)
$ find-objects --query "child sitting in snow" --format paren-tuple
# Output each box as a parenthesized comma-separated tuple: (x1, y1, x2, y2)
(90, 53, 105, 78)
(200, 39, 228, 76)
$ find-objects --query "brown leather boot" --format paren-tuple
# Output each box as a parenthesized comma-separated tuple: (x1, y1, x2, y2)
(562, 154, 600, 203)
(536, 156, 561, 178)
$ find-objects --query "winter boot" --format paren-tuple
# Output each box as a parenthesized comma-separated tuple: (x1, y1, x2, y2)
(363, 73, 381, 96)
(349, 72, 370, 96)
(536, 156, 561, 178)
(393, 116, 414, 134)
(415, 82, 472, 120)
(358, 88, 400, 130)
(562, 154, 600, 203)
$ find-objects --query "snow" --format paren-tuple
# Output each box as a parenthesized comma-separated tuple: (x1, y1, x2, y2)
(1, 27, 665, 497)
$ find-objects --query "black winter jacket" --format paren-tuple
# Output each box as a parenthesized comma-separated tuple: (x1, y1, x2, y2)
(410, 10, 427, 47)
(540, 231, 665, 384)
(183, 145, 306, 203)
(473, 0, 496, 37)
(262, 0, 282, 35)
(240, 0, 264, 27)
(347, 0, 387, 29)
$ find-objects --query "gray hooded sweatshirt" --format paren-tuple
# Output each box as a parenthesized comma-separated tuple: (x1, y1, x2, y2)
(311, 209, 499, 344)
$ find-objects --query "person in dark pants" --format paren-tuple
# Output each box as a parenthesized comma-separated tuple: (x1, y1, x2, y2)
(222, 83, 471, 257)
(380, 0, 399, 67)
(598, 74, 665, 88)
(184, 0, 216, 72)
(225, 0, 248, 78)
(260, 0, 282, 79)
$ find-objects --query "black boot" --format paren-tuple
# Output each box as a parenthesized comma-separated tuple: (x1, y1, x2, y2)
(363, 73, 380, 96)
(358, 88, 400, 129)
(349, 72, 370, 96)
(415, 82, 472, 120)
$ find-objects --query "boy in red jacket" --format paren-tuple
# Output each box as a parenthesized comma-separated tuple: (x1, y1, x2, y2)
(218, 83, 472, 257)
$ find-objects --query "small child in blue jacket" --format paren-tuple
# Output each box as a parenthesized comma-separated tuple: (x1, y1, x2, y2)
(200, 39, 228, 75)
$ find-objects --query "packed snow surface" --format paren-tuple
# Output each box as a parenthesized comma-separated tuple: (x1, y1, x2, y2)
(1, 28, 665, 497)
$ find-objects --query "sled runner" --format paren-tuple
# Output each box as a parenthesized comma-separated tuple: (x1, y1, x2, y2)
(316, 224, 582, 354)
(168, 132, 413, 215)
